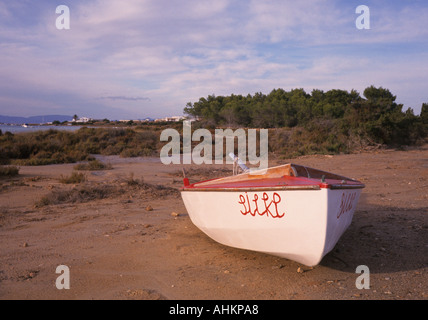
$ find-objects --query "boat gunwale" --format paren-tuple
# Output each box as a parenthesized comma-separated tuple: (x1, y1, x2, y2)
(180, 183, 365, 192)
(180, 163, 365, 192)
(181, 185, 321, 192)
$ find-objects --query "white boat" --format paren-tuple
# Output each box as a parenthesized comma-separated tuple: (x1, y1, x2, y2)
(180, 162, 365, 266)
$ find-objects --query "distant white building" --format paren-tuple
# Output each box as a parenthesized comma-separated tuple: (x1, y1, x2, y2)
(73, 117, 92, 123)
(155, 116, 186, 122)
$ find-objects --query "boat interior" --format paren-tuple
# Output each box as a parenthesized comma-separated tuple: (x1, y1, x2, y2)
(185, 163, 364, 190)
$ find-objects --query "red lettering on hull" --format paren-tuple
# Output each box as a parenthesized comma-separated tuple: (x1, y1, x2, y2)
(337, 192, 357, 219)
(238, 192, 285, 218)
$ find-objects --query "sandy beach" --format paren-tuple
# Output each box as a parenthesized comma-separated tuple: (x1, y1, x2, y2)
(0, 147, 427, 300)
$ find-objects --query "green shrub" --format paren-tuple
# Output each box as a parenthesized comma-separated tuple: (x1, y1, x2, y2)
(0, 127, 160, 166)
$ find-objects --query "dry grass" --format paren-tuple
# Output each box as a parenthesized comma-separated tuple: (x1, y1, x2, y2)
(74, 159, 112, 171)
(59, 172, 86, 184)
(35, 178, 179, 208)
(0, 166, 19, 178)
(124, 173, 180, 198)
(35, 184, 125, 207)
(170, 167, 231, 180)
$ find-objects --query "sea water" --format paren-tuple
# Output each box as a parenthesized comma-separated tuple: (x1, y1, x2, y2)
(0, 124, 82, 134)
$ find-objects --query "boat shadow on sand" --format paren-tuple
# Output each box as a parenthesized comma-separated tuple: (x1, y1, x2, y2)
(320, 202, 428, 274)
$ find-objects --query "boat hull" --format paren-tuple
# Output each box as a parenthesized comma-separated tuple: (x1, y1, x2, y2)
(181, 187, 362, 266)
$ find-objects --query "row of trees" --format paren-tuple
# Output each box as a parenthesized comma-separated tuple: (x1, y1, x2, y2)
(184, 86, 427, 148)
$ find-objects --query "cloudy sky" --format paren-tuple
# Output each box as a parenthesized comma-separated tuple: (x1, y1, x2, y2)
(0, 0, 427, 120)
